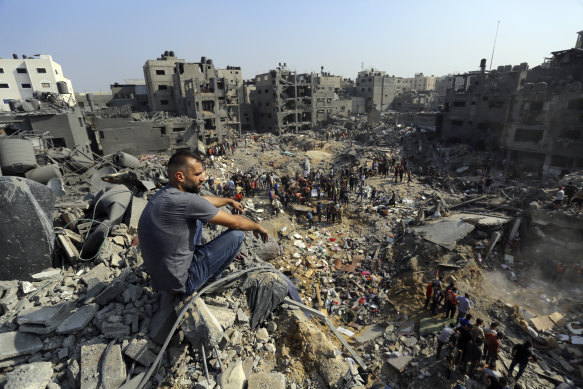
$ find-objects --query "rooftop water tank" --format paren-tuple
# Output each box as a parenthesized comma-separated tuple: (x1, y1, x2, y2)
(0, 138, 37, 175)
(57, 81, 69, 94)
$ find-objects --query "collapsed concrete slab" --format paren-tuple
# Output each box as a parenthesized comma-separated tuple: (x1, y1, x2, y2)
(17, 301, 75, 334)
(0, 176, 55, 280)
(414, 217, 475, 250)
(56, 304, 98, 334)
(0, 331, 43, 361)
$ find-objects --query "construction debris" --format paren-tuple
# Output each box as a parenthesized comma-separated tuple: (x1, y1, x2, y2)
(0, 119, 582, 389)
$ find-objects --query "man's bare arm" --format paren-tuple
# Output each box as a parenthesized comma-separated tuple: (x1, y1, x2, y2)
(202, 195, 244, 213)
(208, 209, 269, 242)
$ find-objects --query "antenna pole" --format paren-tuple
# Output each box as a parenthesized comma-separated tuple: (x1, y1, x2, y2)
(489, 20, 500, 71)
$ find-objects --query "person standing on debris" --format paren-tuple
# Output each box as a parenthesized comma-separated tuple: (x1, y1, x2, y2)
(306, 211, 314, 228)
(482, 322, 498, 359)
(471, 318, 485, 342)
(370, 187, 376, 204)
(478, 177, 484, 195)
(461, 337, 483, 376)
(485, 175, 493, 194)
(317, 202, 323, 223)
(456, 293, 471, 321)
(554, 186, 565, 210)
(445, 287, 458, 319)
(436, 323, 455, 359)
(507, 341, 538, 383)
(424, 280, 433, 309)
(485, 331, 504, 368)
(356, 185, 365, 203)
(430, 286, 444, 315)
(407, 168, 412, 183)
(138, 150, 269, 297)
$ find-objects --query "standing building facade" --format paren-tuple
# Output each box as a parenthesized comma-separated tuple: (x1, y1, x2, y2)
(143, 51, 184, 113)
(355, 69, 404, 112)
(0, 54, 75, 111)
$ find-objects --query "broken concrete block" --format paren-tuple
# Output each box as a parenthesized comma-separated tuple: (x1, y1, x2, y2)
(3, 361, 53, 389)
(248, 372, 286, 389)
(122, 284, 143, 303)
(80, 342, 126, 389)
(0, 331, 43, 360)
(217, 359, 246, 389)
(256, 327, 270, 342)
(20, 281, 37, 294)
(58, 234, 80, 264)
(100, 321, 130, 339)
(354, 323, 384, 344)
(0, 177, 55, 281)
(67, 359, 80, 388)
(103, 344, 127, 389)
(31, 268, 62, 280)
(81, 263, 112, 285)
(180, 298, 224, 348)
(123, 338, 157, 366)
(255, 238, 280, 260)
(84, 278, 106, 300)
(207, 304, 236, 329)
(194, 377, 216, 389)
(110, 253, 125, 268)
(236, 308, 249, 324)
(56, 304, 98, 334)
(94, 280, 126, 306)
(388, 355, 414, 372)
(17, 301, 75, 334)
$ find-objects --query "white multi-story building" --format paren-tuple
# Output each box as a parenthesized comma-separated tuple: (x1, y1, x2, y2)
(0, 54, 75, 111)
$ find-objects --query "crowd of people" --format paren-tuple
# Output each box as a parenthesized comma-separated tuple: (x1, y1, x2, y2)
(202, 150, 418, 226)
(425, 276, 538, 389)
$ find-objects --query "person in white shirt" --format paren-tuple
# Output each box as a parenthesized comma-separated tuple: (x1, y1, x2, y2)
(555, 186, 565, 209)
(436, 323, 456, 359)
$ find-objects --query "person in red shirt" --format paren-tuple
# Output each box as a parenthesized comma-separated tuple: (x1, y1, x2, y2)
(485, 331, 504, 368)
(424, 281, 433, 309)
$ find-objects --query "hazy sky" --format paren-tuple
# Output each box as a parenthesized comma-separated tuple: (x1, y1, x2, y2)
(2, 0, 582, 92)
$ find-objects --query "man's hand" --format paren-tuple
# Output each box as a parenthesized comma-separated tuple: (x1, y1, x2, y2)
(230, 199, 244, 214)
(253, 225, 269, 243)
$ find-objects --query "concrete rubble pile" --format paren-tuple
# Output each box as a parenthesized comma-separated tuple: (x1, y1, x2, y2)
(0, 116, 582, 389)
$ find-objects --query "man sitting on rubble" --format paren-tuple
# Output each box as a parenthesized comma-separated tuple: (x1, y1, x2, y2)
(138, 150, 269, 296)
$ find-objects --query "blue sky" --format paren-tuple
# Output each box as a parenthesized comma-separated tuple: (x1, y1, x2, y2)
(1, 0, 582, 92)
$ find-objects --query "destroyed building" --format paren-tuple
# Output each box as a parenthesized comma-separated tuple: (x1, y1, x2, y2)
(440, 31, 583, 176)
(0, 54, 76, 111)
(143, 51, 185, 113)
(110, 81, 149, 112)
(440, 59, 529, 148)
(144, 52, 242, 143)
(251, 65, 353, 134)
(355, 69, 404, 112)
(74, 92, 113, 113)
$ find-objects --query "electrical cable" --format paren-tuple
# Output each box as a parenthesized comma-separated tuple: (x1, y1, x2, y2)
(137, 265, 273, 389)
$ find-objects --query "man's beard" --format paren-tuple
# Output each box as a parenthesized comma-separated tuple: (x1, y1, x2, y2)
(184, 181, 200, 193)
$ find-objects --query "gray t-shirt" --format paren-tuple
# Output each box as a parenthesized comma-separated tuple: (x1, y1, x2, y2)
(138, 186, 218, 294)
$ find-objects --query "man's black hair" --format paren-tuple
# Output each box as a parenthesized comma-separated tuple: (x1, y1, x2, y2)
(167, 149, 201, 177)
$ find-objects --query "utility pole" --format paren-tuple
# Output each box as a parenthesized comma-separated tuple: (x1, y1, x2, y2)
(489, 20, 500, 71)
